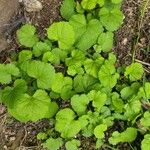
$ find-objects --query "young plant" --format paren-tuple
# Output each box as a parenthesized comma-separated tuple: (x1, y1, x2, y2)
(0, 0, 149, 149)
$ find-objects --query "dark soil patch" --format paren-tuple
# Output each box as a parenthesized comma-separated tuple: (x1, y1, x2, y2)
(0, 0, 150, 150)
(25, 0, 62, 37)
(138, 4, 150, 64)
(115, 0, 150, 66)
(114, 0, 140, 65)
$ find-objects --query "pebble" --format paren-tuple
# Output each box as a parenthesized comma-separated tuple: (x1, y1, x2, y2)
(20, 0, 43, 12)
(140, 37, 146, 45)
(0, 105, 6, 115)
(3, 145, 7, 149)
(122, 38, 128, 45)
(10, 136, 16, 141)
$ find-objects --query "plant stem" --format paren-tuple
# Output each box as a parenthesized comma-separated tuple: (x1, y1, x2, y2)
(135, 59, 150, 67)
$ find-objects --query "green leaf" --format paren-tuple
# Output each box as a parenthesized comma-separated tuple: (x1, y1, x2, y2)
(42, 52, 54, 63)
(98, 61, 119, 88)
(42, 48, 67, 65)
(65, 50, 85, 76)
(55, 108, 81, 138)
(102, 116, 114, 127)
(69, 14, 87, 42)
(78, 115, 89, 129)
(81, 0, 97, 10)
(94, 124, 107, 139)
(138, 82, 150, 100)
(141, 134, 150, 150)
(18, 50, 32, 63)
(1, 79, 27, 108)
(27, 60, 55, 89)
(60, 85, 75, 100)
(108, 53, 117, 64)
(37, 132, 47, 140)
(52, 48, 68, 63)
(111, 0, 122, 4)
(50, 91, 60, 99)
(84, 58, 104, 78)
(62, 78, 73, 94)
(0, 64, 20, 84)
(96, 139, 103, 149)
(67, 66, 84, 76)
(111, 92, 124, 112)
(98, 32, 114, 52)
(79, 111, 101, 137)
(60, 0, 76, 20)
(47, 22, 75, 49)
(76, 2, 84, 13)
(51, 73, 73, 95)
(43, 138, 63, 150)
(121, 83, 141, 100)
(71, 94, 90, 115)
(88, 90, 107, 111)
(75, 19, 103, 51)
(51, 74, 74, 100)
(70, 16, 104, 52)
(140, 111, 150, 127)
(8, 90, 58, 122)
(124, 98, 141, 121)
(97, 0, 104, 6)
(125, 63, 144, 81)
(82, 124, 95, 137)
(17, 24, 38, 47)
(51, 73, 64, 93)
(73, 74, 99, 93)
(18, 50, 32, 71)
(65, 139, 81, 150)
(100, 106, 111, 118)
(109, 128, 137, 145)
(99, 7, 124, 31)
(33, 41, 51, 57)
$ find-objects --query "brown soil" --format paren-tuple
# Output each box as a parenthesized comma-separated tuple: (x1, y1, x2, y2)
(114, 0, 150, 65)
(24, 0, 62, 37)
(0, 0, 150, 150)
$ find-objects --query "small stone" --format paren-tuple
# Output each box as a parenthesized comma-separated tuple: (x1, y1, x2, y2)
(0, 105, 6, 115)
(122, 38, 128, 45)
(10, 136, 16, 141)
(140, 37, 146, 45)
(3, 145, 7, 149)
(138, 42, 143, 48)
(23, 0, 43, 12)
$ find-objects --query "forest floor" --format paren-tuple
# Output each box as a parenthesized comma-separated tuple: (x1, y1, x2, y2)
(0, 0, 150, 150)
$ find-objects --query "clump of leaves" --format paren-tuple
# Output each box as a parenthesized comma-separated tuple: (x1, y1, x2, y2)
(125, 62, 144, 81)
(109, 127, 137, 145)
(43, 138, 63, 150)
(141, 134, 150, 150)
(65, 139, 81, 150)
(0, 0, 149, 149)
(55, 108, 81, 138)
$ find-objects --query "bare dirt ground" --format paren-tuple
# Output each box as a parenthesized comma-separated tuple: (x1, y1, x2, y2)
(115, 0, 150, 65)
(0, 0, 150, 150)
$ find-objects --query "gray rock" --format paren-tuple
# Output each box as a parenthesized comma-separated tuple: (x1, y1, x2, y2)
(22, 0, 43, 12)
(0, 0, 19, 51)
(0, 36, 8, 50)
